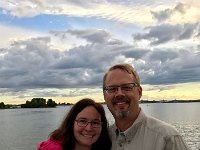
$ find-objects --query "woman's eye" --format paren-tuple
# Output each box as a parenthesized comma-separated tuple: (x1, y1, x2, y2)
(79, 119, 87, 123)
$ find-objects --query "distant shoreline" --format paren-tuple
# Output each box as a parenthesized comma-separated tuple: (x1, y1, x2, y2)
(1, 99, 200, 109)
(101, 100, 200, 104)
(139, 99, 200, 103)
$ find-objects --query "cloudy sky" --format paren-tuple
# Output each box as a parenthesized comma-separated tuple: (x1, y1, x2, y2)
(0, 0, 200, 104)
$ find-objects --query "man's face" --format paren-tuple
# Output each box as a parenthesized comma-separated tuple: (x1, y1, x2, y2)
(103, 69, 142, 119)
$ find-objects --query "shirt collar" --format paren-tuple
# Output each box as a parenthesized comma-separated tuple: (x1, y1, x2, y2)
(114, 109, 146, 140)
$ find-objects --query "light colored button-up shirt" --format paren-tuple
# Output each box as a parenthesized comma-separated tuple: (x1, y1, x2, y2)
(109, 109, 189, 150)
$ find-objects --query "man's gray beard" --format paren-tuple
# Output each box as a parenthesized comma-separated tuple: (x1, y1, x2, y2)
(115, 110, 129, 119)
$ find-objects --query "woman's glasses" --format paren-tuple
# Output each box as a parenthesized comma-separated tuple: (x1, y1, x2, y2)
(75, 118, 102, 128)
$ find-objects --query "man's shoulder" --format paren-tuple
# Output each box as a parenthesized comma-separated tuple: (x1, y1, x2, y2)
(145, 115, 179, 136)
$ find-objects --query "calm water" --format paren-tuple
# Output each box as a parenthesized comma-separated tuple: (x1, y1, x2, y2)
(0, 103, 199, 150)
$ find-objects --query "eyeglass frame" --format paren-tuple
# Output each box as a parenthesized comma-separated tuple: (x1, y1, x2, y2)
(103, 82, 139, 94)
(75, 118, 102, 128)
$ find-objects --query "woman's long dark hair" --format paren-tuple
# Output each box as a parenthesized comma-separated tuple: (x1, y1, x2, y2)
(50, 98, 111, 150)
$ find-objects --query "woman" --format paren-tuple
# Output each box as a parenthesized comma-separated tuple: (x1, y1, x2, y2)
(37, 98, 111, 150)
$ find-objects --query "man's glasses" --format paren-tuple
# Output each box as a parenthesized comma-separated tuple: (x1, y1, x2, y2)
(75, 118, 102, 128)
(103, 82, 139, 94)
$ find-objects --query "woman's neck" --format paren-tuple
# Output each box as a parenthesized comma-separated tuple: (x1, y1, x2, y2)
(73, 144, 91, 150)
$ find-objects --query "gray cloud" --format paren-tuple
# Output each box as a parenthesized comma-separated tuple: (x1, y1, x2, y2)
(67, 29, 112, 44)
(140, 49, 200, 85)
(151, 9, 172, 22)
(0, 28, 200, 98)
(133, 23, 200, 45)
(151, 3, 189, 22)
(65, 0, 105, 8)
(145, 85, 176, 91)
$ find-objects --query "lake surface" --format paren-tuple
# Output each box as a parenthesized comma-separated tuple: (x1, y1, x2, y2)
(0, 103, 199, 150)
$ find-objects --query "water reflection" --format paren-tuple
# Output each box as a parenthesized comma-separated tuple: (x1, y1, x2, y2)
(0, 103, 199, 150)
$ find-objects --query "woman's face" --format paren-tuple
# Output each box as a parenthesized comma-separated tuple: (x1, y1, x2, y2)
(74, 106, 102, 148)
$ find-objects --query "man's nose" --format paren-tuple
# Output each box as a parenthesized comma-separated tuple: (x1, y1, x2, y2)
(115, 87, 125, 96)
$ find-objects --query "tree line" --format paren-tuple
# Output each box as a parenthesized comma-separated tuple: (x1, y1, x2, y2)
(0, 98, 57, 109)
(0, 102, 12, 109)
(21, 98, 57, 108)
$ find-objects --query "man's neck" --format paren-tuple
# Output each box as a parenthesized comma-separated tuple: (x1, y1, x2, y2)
(115, 108, 141, 132)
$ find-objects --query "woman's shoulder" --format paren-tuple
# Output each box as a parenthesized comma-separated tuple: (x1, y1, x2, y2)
(37, 138, 63, 150)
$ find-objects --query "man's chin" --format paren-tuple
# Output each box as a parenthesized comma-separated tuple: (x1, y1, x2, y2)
(115, 110, 129, 119)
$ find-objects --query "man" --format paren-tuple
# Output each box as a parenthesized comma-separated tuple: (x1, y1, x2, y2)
(103, 63, 189, 150)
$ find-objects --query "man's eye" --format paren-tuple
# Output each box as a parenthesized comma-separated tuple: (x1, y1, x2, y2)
(122, 86, 132, 91)
(108, 87, 117, 92)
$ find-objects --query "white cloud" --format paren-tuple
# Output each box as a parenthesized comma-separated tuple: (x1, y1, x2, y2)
(1, 1, 199, 30)
(0, 24, 45, 48)
(0, 24, 87, 51)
